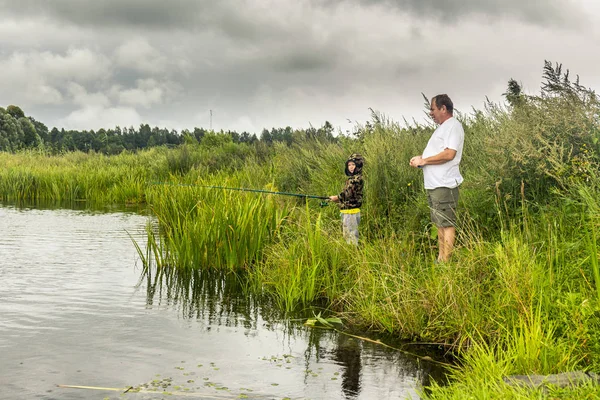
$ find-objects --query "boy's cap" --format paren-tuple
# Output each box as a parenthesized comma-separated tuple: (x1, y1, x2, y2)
(348, 153, 364, 166)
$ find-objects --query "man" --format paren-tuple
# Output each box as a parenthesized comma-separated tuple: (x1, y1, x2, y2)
(409, 94, 464, 262)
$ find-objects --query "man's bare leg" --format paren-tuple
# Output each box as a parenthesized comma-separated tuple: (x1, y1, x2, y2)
(438, 226, 455, 262)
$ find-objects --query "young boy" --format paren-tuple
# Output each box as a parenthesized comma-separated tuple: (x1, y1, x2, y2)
(329, 153, 364, 245)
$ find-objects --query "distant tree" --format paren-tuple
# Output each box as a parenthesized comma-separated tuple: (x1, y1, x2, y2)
(139, 124, 152, 148)
(228, 130, 240, 143)
(49, 127, 60, 149)
(239, 131, 257, 144)
(29, 117, 49, 143)
(150, 126, 166, 146)
(6, 105, 25, 119)
(61, 130, 76, 151)
(0, 109, 16, 151)
(19, 117, 41, 148)
(260, 128, 273, 144)
(166, 129, 181, 146)
(181, 129, 197, 144)
(322, 121, 334, 136)
(0, 108, 24, 151)
(0, 104, 342, 154)
(193, 127, 206, 142)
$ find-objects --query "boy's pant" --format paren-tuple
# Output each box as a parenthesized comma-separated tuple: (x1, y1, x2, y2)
(342, 212, 360, 246)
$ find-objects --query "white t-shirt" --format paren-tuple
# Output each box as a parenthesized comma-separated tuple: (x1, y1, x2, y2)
(422, 117, 464, 189)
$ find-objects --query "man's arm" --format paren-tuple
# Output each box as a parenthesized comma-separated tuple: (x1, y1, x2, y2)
(410, 148, 457, 168)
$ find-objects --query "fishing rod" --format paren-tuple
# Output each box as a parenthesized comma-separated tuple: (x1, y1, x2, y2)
(149, 182, 331, 206)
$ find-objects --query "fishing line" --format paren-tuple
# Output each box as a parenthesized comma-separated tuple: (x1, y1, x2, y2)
(148, 182, 330, 206)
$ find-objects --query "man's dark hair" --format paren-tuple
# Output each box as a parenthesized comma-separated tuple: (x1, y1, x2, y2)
(433, 94, 454, 114)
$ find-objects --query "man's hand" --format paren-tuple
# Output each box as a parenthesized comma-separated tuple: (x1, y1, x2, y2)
(410, 155, 425, 168)
(329, 195, 339, 202)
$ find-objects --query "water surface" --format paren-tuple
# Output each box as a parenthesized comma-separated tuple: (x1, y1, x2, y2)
(0, 204, 444, 399)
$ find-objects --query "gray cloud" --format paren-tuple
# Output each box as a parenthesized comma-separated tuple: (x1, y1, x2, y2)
(3, 0, 584, 39)
(342, 0, 583, 26)
(0, 0, 291, 40)
(0, 0, 597, 134)
(0, 0, 203, 29)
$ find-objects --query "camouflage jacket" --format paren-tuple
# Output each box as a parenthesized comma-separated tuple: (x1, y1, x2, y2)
(338, 174, 363, 209)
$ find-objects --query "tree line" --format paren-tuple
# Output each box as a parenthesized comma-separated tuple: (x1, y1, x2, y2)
(0, 105, 338, 154)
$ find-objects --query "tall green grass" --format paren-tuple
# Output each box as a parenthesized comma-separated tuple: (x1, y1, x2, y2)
(142, 179, 291, 271)
(0, 149, 160, 204)
(249, 204, 356, 311)
(0, 143, 259, 205)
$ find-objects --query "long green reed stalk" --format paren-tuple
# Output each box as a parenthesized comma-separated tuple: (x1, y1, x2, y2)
(249, 205, 359, 312)
(142, 182, 290, 271)
(572, 183, 600, 303)
(585, 224, 600, 303)
(425, 305, 583, 399)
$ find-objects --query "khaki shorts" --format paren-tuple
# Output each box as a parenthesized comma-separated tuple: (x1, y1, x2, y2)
(427, 187, 459, 228)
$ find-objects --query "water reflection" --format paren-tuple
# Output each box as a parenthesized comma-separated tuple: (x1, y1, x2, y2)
(143, 268, 272, 330)
(142, 265, 449, 399)
(334, 334, 362, 398)
(2, 198, 148, 214)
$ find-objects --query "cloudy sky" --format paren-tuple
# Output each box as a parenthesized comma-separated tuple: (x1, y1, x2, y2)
(0, 0, 599, 134)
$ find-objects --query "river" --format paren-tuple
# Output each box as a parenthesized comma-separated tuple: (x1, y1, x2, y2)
(0, 203, 445, 399)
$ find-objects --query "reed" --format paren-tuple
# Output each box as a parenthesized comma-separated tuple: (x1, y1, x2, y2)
(0, 150, 156, 204)
(425, 309, 584, 400)
(248, 205, 354, 311)
(142, 177, 291, 271)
